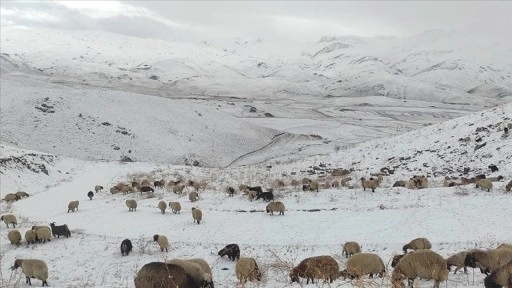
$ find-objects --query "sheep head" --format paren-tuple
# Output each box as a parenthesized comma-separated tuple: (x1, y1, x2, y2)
(289, 267, 302, 283)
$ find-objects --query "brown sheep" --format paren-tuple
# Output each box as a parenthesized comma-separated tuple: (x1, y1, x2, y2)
(484, 259, 512, 288)
(343, 253, 386, 279)
(189, 191, 199, 202)
(67, 200, 79, 213)
(392, 250, 448, 288)
(192, 208, 202, 224)
(126, 199, 137, 212)
(3, 193, 20, 202)
(157, 201, 167, 214)
(15, 191, 29, 198)
(8, 230, 22, 246)
(169, 201, 181, 214)
(342, 241, 361, 258)
(403, 237, 432, 253)
(266, 201, 285, 215)
(465, 248, 512, 274)
(236, 257, 261, 284)
(134, 262, 204, 288)
(506, 180, 512, 192)
(309, 181, 319, 192)
(290, 255, 339, 284)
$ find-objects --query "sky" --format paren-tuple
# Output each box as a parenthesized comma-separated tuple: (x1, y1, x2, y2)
(1, 1, 511, 42)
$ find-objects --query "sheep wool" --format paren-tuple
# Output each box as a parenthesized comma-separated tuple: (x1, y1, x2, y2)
(392, 250, 448, 288)
(236, 257, 261, 284)
(342, 241, 361, 258)
(12, 259, 49, 287)
(192, 208, 203, 224)
(8, 229, 22, 246)
(134, 262, 198, 288)
(345, 253, 385, 279)
(169, 201, 181, 214)
(157, 201, 167, 214)
(1, 214, 17, 228)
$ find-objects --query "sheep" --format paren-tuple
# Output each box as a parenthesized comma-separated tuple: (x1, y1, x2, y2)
(187, 258, 212, 277)
(476, 178, 493, 192)
(256, 191, 274, 202)
(126, 199, 137, 212)
(139, 185, 154, 194)
(11, 259, 49, 287)
(507, 180, 512, 192)
(360, 177, 377, 192)
(153, 234, 169, 252)
(247, 186, 263, 195)
(173, 184, 185, 194)
(25, 230, 36, 245)
(497, 243, 512, 250)
(158, 201, 167, 214)
(227, 186, 235, 196)
(189, 191, 199, 202)
(3, 193, 20, 202)
(508, 123, 512, 130)
(342, 241, 361, 258)
(87, 191, 94, 200)
(236, 257, 261, 283)
(94, 185, 103, 192)
(247, 190, 257, 201)
(291, 179, 300, 188)
(340, 176, 352, 187)
(488, 176, 504, 182)
(275, 180, 285, 189)
(134, 262, 204, 288)
(332, 180, 340, 187)
(323, 181, 331, 189)
(120, 239, 133, 256)
(484, 259, 512, 288)
(193, 181, 201, 192)
(169, 201, 181, 214)
(15, 191, 29, 198)
(165, 259, 214, 287)
(239, 184, 248, 192)
(391, 250, 448, 288)
(35, 227, 52, 243)
(416, 175, 428, 189)
(309, 181, 319, 192)
(218, 244, 240, 261)
(192, 207, 202, 224)
(405, 179, 417, 189)
(403, 237, 432, 253)
(489, 165, 499, 172)
(8, 229, 22, 246)
(393, 180, 406, 187)
(109, 186, 119, 194)
(290, 255, 339, 284)
(1, 214, 17, 228)
(67, 200, 79, 213)
(131, 181, 141, 191)
(266, 201, 285, 215)
(120, 185, 134, 195)
(154, 179, 165, 189)
(302, 177, 312, 184)
(370, 175, 384, 186)
(49, 222, 71, 238)
(392, 254, 405, 268)
(343, 253, 386, 279)
(446, 251, 468, 274)
(464, 248, 512, 275)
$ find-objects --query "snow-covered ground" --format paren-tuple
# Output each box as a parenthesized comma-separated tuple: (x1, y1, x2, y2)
(1, 103, 511, 287)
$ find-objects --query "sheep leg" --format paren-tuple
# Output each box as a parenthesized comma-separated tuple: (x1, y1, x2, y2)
(433, 280, 440, 288)
(463, 266, 468, 274)
(407, 278, 414, 287)
(43, 280, 48, 287)
(372, 188, 375, 192)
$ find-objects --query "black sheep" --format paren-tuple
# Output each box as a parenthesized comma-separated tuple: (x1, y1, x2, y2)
(120, 239, 133, 256)
(247, 186, 263, 195)
(49, 222, 71, 238)
(256, 191, 274, 202)
(218, 244, 240, 261)
(87, 191, 94, 200)
(227, 186, 235, 197)
(139, 186, 154, 194)
(488, 165, 499, 172)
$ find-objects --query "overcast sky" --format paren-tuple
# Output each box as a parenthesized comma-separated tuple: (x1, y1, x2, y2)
(1, 1, 511, 42)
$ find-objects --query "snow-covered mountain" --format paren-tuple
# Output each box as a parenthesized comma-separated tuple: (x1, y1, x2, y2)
(1, 27, 510, 166)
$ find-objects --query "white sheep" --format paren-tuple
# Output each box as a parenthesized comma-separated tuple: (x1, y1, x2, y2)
(342, 241, 361, 258)
(12, 259, 49, 287)
(343, 253, 386, 279)
(392, 250, 448, 288)
(35, 227, 52, 243)
(236, 257, 261, 283)
(25, 230, 37, 245)
(1, 214, 17, 228)
(67, 200, 79, 213)
(189, 191, 199, 202)
(360, 177, 377, 192)
(476, 178, 493, 192)
(153, 234, 169, 252)
(403, 237, 432, 253)
(169, 201, 181, 214)
(94, 185, 103, 193)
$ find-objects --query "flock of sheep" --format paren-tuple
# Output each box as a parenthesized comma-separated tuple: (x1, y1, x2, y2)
(2, 167, 511, 287)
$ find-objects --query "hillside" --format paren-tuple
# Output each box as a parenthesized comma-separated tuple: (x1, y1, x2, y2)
(1, 27, 511, 166)
(1, 105, 511, 287)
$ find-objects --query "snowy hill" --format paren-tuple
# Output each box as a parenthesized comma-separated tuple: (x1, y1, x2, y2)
(1, 104, 511, 287)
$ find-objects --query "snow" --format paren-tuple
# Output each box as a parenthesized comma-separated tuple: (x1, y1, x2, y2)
(1, 27, 511, 287)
